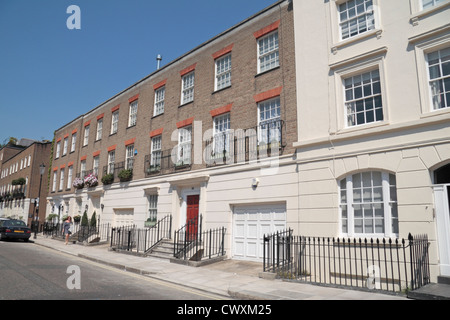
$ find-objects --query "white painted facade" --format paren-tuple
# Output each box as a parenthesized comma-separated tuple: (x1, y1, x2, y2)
(292, 0, 450, 281)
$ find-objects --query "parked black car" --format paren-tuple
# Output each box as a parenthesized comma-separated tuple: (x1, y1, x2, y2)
(0, 219, 31, 241)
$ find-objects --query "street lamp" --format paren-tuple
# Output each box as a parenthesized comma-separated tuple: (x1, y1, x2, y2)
(34, 163, 46, 239)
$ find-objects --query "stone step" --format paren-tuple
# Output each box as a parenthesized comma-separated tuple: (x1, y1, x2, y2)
(438, 276, 450, 285)
(408, 283, 450, 300)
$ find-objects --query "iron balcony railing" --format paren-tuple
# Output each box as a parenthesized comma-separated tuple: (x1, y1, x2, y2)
(263, 230, 430, 294)
(144, 144, 193, 177)
(143, 120, 285, 176)
(205, 119, 286, 168)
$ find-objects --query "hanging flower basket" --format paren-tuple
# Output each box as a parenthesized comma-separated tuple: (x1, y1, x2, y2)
(84, 173, 99, 188)
(73, 177, 85, 190)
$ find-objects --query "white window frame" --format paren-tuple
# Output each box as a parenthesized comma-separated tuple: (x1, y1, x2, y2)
(177, 126, 192, 165)
(426, 46, 450, 111)
(338, 0, 376, 41)
(83, 126, 90, 147)
(215, 54, 232, 91)
(63, 138, 68, 156)
(181, 72, 195, 105)
(344, 69, 384, 127)
(154, 87, 165, 116)
(329, 0, 381, 50)
(67, 166, 73, 190)
(59, 169, 65, 191)
(111, 111, 119, 135)
(93, 156, 100, 176)
(108, 151, 115, 174)
(411, 33, 450, 116)
(80, 160, 86, 178)
(151, 136, 162, 168)
(257, 31, 279, 74)
(421, 0, 447, 10)
(71, 133, 77, 153)
(125, 145, 134, 170)
(52, 171, 57, 192)
(148, 194, 158, 223)
(332, 53, 388, 132)
(128, 101, 138, 127)
(96, 119, 103, 141)
(213, 113, 231, 156)
(339, 171, 398, 238)
(258, 97, 282, 146)
(55, 141, 61, 159)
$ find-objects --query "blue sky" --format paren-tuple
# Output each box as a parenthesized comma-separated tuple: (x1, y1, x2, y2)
(0, 0, 277, 144)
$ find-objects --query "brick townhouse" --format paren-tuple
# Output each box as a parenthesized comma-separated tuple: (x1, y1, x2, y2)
(0, 140, 51, 225)
(47, 0, 298, 261)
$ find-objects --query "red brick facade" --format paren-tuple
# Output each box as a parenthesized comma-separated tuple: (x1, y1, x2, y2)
(50, 1, 297, 196)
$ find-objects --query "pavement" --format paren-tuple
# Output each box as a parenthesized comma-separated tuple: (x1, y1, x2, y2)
(30, 235, 410, 300)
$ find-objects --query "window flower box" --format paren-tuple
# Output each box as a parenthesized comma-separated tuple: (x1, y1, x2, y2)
(101, 173, 114, 185)
(84, 173, 99, 188)
(73, 177, 85, 190)
(118, 169, 133, 182)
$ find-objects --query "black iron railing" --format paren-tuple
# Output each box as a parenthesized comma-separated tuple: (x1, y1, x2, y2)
(263, 230, 430, 293)
(204, 119, 286, 168)
(174, 215, 202, 260)
(41, 222, 111, 243)
(173, 215, 226, 261)
(110, 215, 172, 254)
(144, 144, 193, 177)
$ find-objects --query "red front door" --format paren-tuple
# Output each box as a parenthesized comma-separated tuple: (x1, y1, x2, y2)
(186, 195, 200, 239)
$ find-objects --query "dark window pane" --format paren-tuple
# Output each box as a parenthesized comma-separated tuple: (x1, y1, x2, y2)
(375, 108, 384, 121)
(356, 100, 364, 112)
(357, 112, 365, 125)
(365, 98, 374, 110)
(355, 86, 363, 99)
(373, 81, 381, 95)
(366, 110, 374, 123)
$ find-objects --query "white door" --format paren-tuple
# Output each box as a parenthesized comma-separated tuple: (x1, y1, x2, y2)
(113, 209, 134, 228)
(434, 185, 450, 276)
(233, 204, 286, 261)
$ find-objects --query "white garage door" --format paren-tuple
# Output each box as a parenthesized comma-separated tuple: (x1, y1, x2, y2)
(233, 204, 286, 261)
(113, 209, 134, 228)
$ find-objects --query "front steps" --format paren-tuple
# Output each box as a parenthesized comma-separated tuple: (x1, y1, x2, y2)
(146, 239, 175, 260)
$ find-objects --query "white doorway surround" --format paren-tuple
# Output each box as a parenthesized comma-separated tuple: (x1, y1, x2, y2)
(434, 185, 450, 277)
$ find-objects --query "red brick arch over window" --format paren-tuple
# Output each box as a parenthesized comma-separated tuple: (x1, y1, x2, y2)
(253, 86, 283, 103)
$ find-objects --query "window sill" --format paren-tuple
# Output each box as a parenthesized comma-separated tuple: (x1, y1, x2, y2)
(212, 85, 232, 95)
(255, 66, 280, 78)
(420, 107, 450, 120)
(127, 125, 136, 130)
(152, 113, 164, 119)
(410, 1, 450, 26)
(331, 29, 383, 54)
(179, 101, 194, 108)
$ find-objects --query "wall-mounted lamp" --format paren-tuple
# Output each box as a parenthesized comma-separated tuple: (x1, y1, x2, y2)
(252, 178, 259, 189)
(101, 204, 104, 211)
